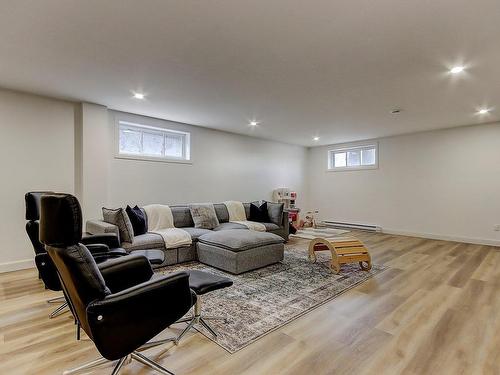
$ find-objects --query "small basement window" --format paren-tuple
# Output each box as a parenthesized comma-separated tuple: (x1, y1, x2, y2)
(116, 121, 190, 162)
(328, 142, 378, 171)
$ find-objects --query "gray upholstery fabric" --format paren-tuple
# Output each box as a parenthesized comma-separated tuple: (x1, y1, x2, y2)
(160, 249, 178, 266)
(213, 222, 248, 231)
(121, 233, 164, 251)
(265, 201, 284, 226)
(213, 203, 229, 223)
(140, 207, 148, 229)
(189, 203, 220, 229)
(170, 206, 194, 228)
(181, 227, 212, 241)
(178, 244, 197, 263)
(85, 200, 289, 269)
(243, 203, 251, 219)
(261, 222, 280, 231)
(102, 207, 134, 243)
(86, 220, 120, 240)
(198, 229, 284, 252)
(197, 242, 284, 274)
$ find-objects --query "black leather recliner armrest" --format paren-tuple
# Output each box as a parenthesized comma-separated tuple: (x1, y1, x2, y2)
(87, 271, 194, 361)
(86, 243, 128, 264)
(98, 254, 153, 293)
(86, 243, 110, 254)
(82, 233, 120, 249)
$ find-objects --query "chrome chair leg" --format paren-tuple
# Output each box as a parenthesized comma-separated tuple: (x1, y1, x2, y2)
(47, 296, 66, 303)
(132, 352, 174, 375)
(175, 296, 226, 343)
(63, 348, 175, 375)
(175, 317, 197, 343)
(110, 357, 127, 375)
(199, 317, 218, 338)
(63, 356, 110, 375)
(137, 337, 176, 352)
(49, 302, 69, 318)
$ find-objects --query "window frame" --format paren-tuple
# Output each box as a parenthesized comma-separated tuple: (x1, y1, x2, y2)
(327, 141, 378, 171)
(115, 120, 191, 164)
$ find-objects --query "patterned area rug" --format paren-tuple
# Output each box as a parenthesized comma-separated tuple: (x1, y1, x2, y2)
(157, 243, 386, 353)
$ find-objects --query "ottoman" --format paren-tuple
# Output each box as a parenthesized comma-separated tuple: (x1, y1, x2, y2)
(197, 229, 285, 274)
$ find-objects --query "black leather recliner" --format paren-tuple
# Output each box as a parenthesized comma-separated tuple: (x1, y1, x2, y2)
(40, 193, 196, 375)
(25, 192, 127, 319)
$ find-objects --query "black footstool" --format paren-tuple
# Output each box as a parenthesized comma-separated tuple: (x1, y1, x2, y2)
(175, 270, 233, 343)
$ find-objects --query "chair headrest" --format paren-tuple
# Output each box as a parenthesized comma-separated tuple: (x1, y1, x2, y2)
(40, 193, 83, 247)
(25, 191, 54, 221)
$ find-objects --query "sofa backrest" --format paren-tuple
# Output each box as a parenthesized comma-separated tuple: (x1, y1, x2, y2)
(214, 203, 230, 223)
(170, 203, 232, 227)
(148, 202, 282, 228)
(170, 206, 194, 227)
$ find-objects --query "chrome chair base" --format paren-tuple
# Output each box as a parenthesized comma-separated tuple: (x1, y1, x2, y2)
(175, 296, 228, 343)
(63, 337, 176, 375)
(48, 297, 69, 319)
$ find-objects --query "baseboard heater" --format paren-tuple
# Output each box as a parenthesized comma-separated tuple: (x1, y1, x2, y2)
(321, 220, 381, 232)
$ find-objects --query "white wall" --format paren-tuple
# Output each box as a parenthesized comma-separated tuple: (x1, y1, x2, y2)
(2, 87, 498, 273)
(307, 122, 500, 245)
(0, 89, 76, 272)
(79, 103, 110, 221)
(0, 93, 307, 272)
(106, 111, 307, 207)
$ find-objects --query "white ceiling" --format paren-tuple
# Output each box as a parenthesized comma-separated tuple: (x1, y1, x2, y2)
(1, 0, 499, 146)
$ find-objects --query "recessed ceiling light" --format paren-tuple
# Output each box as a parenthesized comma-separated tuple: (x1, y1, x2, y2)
(477, 108, 490, 115)
(133, 92, 145, 99)
(450, 66, 465, 74)
(249, 120, 258, 126)
(313, 136, 320, 141)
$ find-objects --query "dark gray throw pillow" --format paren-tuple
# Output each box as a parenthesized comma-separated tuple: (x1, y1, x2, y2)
(126, 205, 147, 236)
(102, 207, 134, 243)
(265, 201, 284, 226)
(189, 203, 220, 229)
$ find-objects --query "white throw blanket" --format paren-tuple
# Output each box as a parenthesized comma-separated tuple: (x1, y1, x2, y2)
(223, 201, 266, 232)
(143, 204, 192, 249)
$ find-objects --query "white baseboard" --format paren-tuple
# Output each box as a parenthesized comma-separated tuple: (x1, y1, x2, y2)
(382, 228, 500, 247)
(0, 258, 35, 273)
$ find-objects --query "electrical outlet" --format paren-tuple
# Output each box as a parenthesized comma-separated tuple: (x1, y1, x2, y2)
(494, 224, 500, 231)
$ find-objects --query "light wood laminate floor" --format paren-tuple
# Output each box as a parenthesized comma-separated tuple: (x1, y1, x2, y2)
(1, 232, 499, 374)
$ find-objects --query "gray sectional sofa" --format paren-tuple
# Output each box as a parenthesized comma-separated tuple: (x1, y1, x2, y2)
(86, 202, 288, 273)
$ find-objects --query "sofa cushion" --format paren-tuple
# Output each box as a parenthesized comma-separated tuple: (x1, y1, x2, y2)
(261, 222, 280, 231)
(243, 203, 251, 219)
(198, 229, 284, 252)
(265, 201, 284, 226)
(189, 203, 220, 229)
(181, 227, 212, 241)
(213, 222, 248, 231)
(213, 203, 229, 223)
(102, 207, 134, 243)
(121, 232, 164, 251)
(249, 202, 271, 222)
(126, 205, 147, 236)
(171, 206, 194, 228)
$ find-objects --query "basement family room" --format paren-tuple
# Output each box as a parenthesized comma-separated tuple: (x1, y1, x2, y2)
(0, 1, 499, 375)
